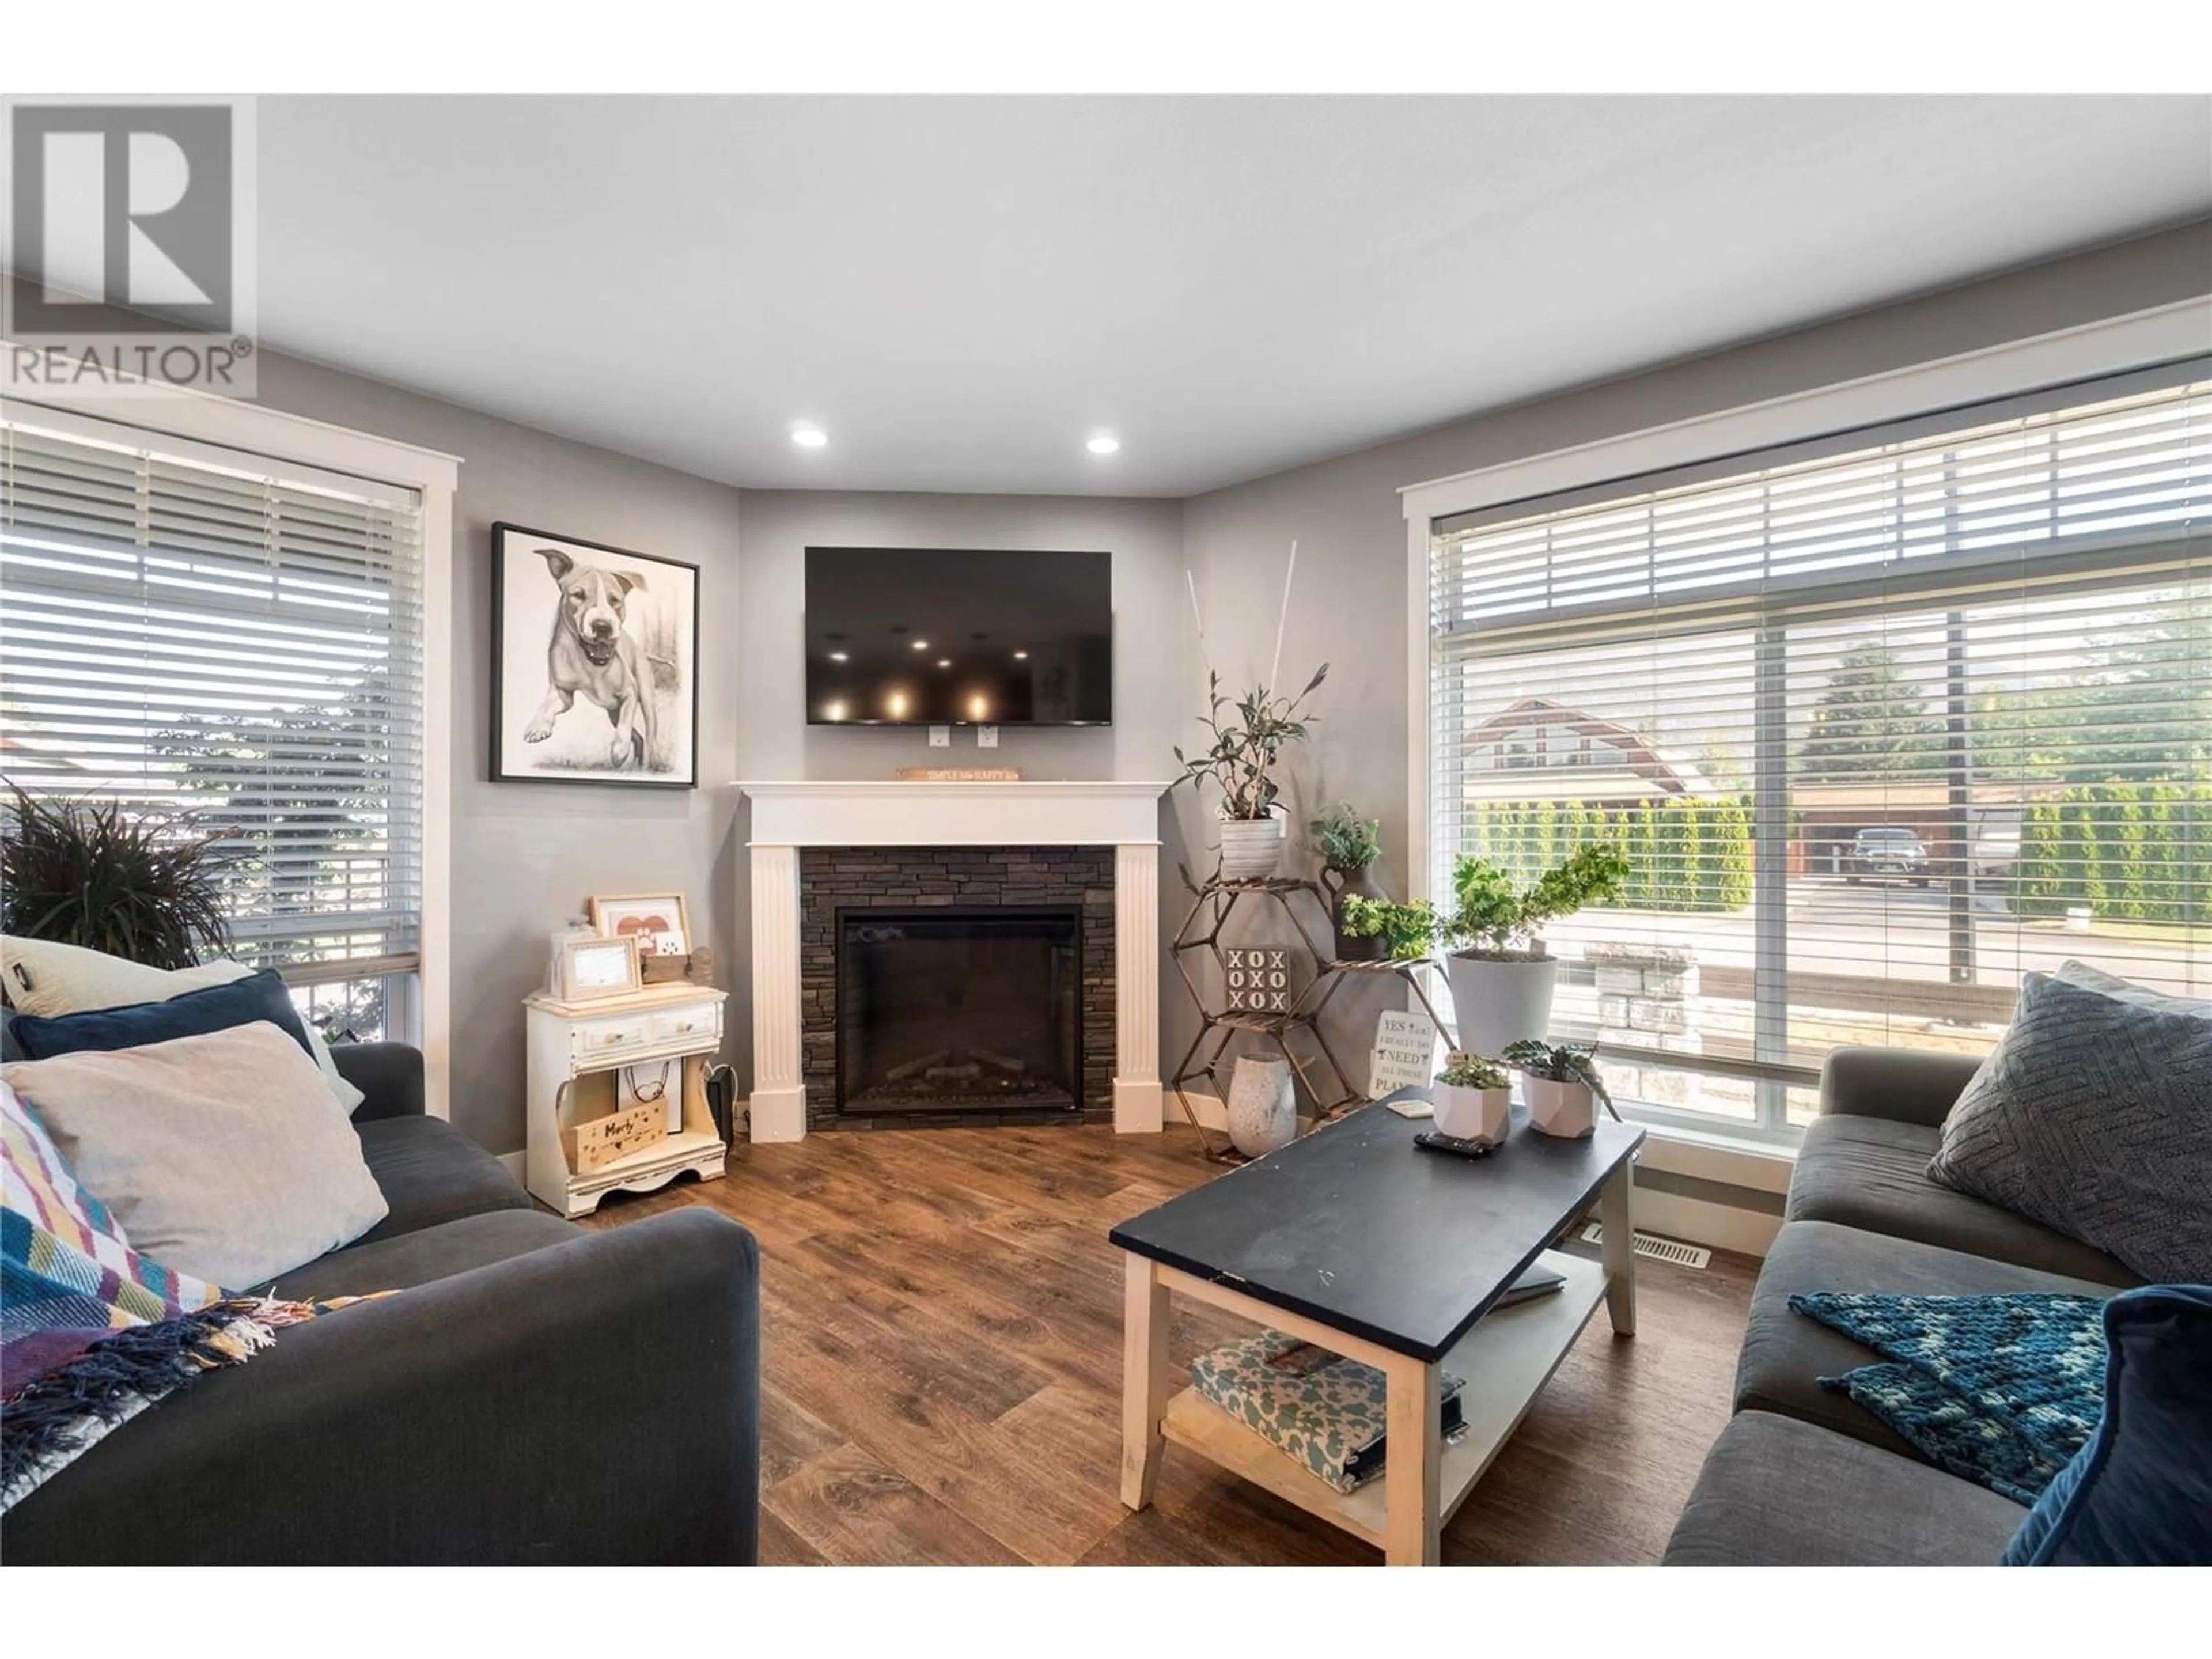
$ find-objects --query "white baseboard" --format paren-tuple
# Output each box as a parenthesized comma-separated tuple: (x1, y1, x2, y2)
(498, 1149, 525, 1182)
(1626, 1185, 1781, 1259)
(1173, 1085, 1228, 1132)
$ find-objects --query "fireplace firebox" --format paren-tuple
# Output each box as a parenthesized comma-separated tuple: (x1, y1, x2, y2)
(835, 907, 1084, 1116)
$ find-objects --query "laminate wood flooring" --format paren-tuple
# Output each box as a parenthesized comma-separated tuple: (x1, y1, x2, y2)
(581, 1120, 1754, 1566)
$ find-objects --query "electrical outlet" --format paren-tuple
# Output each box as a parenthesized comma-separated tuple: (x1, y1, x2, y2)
(929, 725, 950, 748)
(978, 725, 999, 748)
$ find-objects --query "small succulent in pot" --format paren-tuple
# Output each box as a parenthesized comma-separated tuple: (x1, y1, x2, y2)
(1432, 1049, 1512, 1143)
(1502, 1039, 1618, 1139)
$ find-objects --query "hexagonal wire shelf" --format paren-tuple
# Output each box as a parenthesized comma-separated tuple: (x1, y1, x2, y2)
(1168, 876, 1362, 1161)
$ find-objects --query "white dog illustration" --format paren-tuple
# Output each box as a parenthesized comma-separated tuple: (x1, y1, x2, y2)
(521, 547, 659, 769)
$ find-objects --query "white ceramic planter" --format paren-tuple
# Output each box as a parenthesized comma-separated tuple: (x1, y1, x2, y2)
(1525, 1075, 1597, 1139)
(1431, 1082, 1510, 1144)
(1216, 815, 1285, 882)
(1445, 952, 1559, 1055)
(1225, 1055, 1297, 1156)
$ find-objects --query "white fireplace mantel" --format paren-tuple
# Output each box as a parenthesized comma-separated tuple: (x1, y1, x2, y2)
(736, 779, 1173, 1143)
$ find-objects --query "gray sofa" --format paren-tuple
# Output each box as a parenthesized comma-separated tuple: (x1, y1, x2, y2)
(1664, 1046, 2138, 1566)
(2, 1043, 762, 1565)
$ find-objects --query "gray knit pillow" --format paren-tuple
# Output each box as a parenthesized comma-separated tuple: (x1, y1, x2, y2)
(1927, 971, 2212, 1283)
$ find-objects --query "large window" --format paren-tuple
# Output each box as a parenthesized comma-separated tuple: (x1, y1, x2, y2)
(1428, 373, 2212, 1139)
(1, 407, 425, 1040)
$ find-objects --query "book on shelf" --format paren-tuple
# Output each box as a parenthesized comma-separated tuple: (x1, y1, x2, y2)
(1191, 1331, 1468, 1493)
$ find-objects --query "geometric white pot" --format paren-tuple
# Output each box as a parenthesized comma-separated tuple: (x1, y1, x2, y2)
(1225, 1055, 1297, 1157)
(1217, 815, 1285, 882)
(1431, 1082, 1510, 1145)
(1445, 952, 1559, 1056)
(1524, 1075, 1596, 1139)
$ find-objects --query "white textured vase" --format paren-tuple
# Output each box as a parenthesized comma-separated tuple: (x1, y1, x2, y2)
(1446, 953, 1559, 1055)
(1225, 1055, 1297, 1157)
(1431, 1082, 1510, 1144)
(1216, 815, 1284, 882)
(1525, 1076, 1597, 1139)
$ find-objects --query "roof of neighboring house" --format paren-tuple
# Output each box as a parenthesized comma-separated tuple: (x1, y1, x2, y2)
(1463, 696, 1715, 797)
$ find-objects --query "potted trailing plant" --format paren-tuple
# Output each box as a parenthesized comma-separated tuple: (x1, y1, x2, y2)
(1173, 665, 1328, 881)
(1431, 1050, 1511, 1144)
(1309, 801, 1384, 959)
(1443, 842, 1628, 1055)
(0, 784, 232, 971)
(1338, 895, 1441, 961)
(1503, 1039, 1618, 1140)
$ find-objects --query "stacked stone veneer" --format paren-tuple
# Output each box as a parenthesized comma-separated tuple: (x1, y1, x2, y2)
(798, 846, 1116, 1130)
(1589, 939, 1703, 1108)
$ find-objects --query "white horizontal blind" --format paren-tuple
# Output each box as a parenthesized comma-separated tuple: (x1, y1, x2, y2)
(1, 409, 425, 983)
(1430, 377, 2212, 1138)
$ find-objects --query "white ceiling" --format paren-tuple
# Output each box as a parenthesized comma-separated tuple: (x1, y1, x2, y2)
(254, 96, 2212, 498)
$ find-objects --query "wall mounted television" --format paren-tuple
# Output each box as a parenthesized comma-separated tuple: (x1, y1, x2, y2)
(804, 547, 1113, 726)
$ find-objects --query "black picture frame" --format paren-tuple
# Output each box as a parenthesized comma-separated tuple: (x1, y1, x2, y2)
(490, 522, 700, 789)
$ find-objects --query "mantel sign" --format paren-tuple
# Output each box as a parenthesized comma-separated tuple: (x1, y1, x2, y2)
(1369, 1010, 1438, 1098)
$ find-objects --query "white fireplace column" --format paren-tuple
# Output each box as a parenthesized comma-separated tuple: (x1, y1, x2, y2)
(736, 781, 1172, 1143)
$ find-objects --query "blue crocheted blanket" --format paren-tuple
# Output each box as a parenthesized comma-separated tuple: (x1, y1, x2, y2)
(1789, 1290, 2107, 1504)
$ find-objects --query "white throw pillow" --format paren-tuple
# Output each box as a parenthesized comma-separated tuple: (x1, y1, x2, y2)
(0, 935, 366, 1116)
(2, 1021, 389, 1288)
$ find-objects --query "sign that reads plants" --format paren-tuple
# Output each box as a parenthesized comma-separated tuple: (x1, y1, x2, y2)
(1369, 1009, 1438, 1098)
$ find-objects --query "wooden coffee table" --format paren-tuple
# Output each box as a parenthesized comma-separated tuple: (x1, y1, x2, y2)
(1108, 1092, 1643, 1565)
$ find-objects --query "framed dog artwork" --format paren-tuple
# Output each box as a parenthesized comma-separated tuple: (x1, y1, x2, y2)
(491, 524, 700, 787)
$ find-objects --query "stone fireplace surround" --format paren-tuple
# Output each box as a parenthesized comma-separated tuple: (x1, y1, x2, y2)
(740, 781, 1169, 1142)
(800, 845, 1115, 1130)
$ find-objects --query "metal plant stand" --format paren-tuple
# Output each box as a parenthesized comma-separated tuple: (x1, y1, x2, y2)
(1168, 876, 1364, 1161)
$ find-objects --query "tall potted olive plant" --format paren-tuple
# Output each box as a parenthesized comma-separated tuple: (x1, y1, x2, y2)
(1173, 668, 1328, 880)
(1443, 843, 1627, 1055)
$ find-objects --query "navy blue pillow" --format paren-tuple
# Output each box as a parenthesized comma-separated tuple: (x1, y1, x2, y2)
(3, 968, 316, 1063)
(2002, 1284, 2212, 1565)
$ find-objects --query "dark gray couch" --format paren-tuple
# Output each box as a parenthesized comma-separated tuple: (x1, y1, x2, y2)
(2, 1043, 762, 1565)
(1664, 1046, 2137, 1566)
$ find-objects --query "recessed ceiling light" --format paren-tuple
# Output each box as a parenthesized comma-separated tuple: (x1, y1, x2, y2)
(1012, 649, 1029, 660)
(911, 639, 929, 652)
(791, 423, 828, 449)
(827, 650, 848, 663)
(937, 658, 952, 669)
(1086, 433, 1121, 456)
(823, 699, 848, 721)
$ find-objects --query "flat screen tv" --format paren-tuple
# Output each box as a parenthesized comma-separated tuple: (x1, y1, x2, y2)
(804, 547, 1113, 726)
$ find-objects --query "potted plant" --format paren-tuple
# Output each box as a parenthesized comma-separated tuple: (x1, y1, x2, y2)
(1338, 895, 1441, 961)
(1, 784, 232, 970)
(1309, 801, 1384, 959)
(1173, 665, 1328, 882)
(1442, 842, 1628, 1055)
(1503, 1039, 1618, 1139)
(1431, 1050, 1511, 1143)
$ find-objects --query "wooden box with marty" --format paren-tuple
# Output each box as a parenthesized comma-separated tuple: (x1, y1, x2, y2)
(491, 523, 699, 787)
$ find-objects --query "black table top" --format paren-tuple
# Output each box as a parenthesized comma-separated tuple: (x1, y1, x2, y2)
(1109, 1090, 1644, 1363)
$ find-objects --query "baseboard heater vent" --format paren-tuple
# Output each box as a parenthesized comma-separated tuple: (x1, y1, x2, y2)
(1579, 1223, 1710, 1270)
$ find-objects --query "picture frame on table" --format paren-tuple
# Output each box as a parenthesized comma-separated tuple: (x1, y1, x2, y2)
(557, 935, 643, 1002)
(588, 893, 692, 960)
(490, 522, 700, 788)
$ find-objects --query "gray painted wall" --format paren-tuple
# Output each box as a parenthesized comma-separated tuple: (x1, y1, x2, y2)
(253, 353, 746, 1156)
(1173, 219, 2212, 1073)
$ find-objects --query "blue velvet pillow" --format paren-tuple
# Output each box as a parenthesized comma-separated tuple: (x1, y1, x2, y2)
(2002, 1284, 2212, 1565)
(3, 968, 315, 1063)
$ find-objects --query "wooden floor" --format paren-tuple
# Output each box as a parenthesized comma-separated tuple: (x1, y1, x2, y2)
(581, 1120, 1756, 1566)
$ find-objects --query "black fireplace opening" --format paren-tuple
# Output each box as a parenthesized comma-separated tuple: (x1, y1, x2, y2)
(836, 906, 1084, 1115)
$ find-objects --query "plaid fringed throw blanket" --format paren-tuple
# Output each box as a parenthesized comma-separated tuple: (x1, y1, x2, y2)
(2, 1081, 349, 1510)
(1790, 1289, 2108, 1503)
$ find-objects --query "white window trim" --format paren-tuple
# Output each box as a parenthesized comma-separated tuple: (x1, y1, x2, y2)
(6, 369, 461, 1121)
(1397, 293, 2212, 1172)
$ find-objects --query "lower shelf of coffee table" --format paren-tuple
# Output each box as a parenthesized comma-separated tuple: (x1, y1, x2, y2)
(1157, 1249, 1608, 1548)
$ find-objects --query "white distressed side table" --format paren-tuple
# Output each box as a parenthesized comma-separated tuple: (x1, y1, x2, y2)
(524, 982, 729, 1218)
